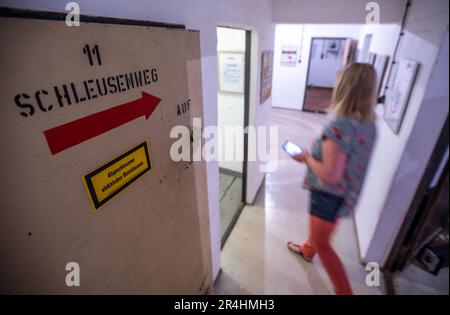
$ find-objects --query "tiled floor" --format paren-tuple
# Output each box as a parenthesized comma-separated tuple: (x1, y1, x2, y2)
(215, 107, 383, 294)
(391, 261, 449, 295)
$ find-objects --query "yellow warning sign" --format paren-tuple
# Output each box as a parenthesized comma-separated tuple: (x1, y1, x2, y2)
(83, 142, 151, 212)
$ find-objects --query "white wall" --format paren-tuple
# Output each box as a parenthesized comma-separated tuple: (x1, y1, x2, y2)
(354, 0, 449, 265)
(217, 27, 245, 173)
(357, 24, 400, 91)
(272, 0, 405, 24)
(271, 24, 302, 110)
(272, 24, 362, 110)
(1, 0, 275, 281)
(352, 23, 401, 261)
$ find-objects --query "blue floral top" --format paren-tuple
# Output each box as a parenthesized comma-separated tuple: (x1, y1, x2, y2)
(303, 116, 376, 217)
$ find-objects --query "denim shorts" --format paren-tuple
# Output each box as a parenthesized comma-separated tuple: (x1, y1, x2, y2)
(309, 190, 344, 222)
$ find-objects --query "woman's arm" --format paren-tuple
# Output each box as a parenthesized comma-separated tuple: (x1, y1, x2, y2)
(293, 139, 347, 185)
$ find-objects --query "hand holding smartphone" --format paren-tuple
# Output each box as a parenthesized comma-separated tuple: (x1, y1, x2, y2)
(282, 140, 303, 157)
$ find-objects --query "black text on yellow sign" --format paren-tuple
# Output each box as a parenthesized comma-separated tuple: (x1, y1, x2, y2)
(83, 142, 152, 212)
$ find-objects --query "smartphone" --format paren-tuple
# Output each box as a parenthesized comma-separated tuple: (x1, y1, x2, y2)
(282, 140, 303, 157)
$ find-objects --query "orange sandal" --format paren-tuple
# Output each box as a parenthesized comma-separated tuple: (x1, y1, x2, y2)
(287, 241, 313, 262)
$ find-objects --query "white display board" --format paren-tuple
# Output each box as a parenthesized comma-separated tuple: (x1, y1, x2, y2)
(384, 59, 419, 134)
(280, 45, 298, 66)
(218, 52, 245, 93)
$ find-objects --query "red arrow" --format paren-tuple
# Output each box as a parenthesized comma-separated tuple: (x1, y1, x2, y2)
(44, 92, 161, 155)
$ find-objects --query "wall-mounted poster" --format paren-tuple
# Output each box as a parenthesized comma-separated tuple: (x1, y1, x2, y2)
(260, 51, 273, 104)
(373, 54, 390, 96)
(384, 59, 419, 134)
(368, 52, 376, 65)
(281, 45, 298, 66)
(342, 38, 357, 66)
(218, 52, 245, 93)
(325, 39, 343, 59)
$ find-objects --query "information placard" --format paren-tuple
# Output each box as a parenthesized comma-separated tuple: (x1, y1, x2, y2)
(83, 141, 151, 211)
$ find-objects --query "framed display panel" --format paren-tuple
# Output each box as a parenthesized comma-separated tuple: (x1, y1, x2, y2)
(384, 59, 419, 134)
(218, 51, 245, 93)
(374, 54, 390, 97)
(260, 50, 273, 104)
(368, 52, 377, 65)
(280, 45, 298, 66)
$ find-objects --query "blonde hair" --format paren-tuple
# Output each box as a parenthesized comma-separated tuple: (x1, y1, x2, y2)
(330, 63, 377, 123)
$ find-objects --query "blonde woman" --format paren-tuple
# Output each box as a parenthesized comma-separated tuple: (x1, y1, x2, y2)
(287, 63, 378, 295)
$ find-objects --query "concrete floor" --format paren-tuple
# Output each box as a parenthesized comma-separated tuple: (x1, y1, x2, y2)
(215, 108, 383, 294)
(391, 262, 449, 295)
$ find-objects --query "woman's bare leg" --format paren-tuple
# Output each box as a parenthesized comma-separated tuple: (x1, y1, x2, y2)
(308, 215, 353, 295)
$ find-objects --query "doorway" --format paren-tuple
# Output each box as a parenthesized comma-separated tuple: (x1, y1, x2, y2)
(384, 116, 449, 294)
(216, 26, 251, 247)
(302, 37, 348, 113)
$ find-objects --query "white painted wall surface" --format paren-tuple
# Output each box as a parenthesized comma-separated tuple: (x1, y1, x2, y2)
(354, 0, 449, 265)
(1, 0, 275, 281)
(272, 0, 405, 24)
(357, 24, 400, 92)
(272, 24, 303, 110)
(272, 24, 362, 110)
(352, 24, 401, 261)
(217, 27, 245, 173)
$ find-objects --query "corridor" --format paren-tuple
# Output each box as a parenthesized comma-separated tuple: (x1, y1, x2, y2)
(215, 108, 382, 294)
(215, 108, 384, 294)
(216, 107, 449, 295)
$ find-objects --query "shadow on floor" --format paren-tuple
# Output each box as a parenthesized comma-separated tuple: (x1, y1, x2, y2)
(212, 271, 251, 295)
